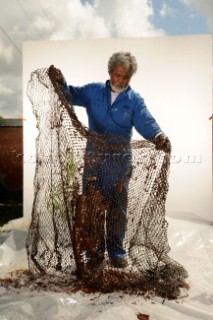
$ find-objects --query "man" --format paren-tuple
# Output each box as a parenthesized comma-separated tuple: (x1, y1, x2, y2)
(58, 52, 171, 269)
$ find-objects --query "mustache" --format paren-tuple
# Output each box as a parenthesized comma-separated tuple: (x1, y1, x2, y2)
(114, 83, 126, 88)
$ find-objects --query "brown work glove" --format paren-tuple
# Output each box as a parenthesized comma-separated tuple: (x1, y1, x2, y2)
(48, 65, 73, 104)
(48, 65, 65, 86)
(154, 133, 172, 153)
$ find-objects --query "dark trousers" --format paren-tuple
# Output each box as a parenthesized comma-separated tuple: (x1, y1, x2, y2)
(82, 151, 131, 259)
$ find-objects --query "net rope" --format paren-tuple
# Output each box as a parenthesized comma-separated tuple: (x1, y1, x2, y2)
(25, 66, 188, 299)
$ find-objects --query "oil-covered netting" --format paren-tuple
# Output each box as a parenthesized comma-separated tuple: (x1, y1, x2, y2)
(25, 66, 188, 299)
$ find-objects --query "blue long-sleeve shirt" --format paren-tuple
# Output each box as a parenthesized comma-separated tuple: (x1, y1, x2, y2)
(67, 80, 162, 142)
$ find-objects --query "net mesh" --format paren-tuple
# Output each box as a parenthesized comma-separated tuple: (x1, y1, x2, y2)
(25, 65, 188, 299)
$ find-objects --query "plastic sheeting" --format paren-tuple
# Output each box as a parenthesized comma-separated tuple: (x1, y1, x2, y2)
(0, 213, 213, 320)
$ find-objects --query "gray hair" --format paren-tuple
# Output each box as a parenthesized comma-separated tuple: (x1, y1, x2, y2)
(108, 52, 138, 76)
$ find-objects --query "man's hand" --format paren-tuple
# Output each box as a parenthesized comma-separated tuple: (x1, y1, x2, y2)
(48, 65, 65, 86)
(154, 133, 171, 153)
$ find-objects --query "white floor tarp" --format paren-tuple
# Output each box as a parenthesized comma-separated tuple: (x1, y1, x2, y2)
(0, 213, 212, 320)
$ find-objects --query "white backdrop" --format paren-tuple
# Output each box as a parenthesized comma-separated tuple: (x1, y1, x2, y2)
(23, 35, 212, 222)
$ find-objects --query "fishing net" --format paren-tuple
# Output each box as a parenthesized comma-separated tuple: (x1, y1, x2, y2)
(25, 65, 188, 299)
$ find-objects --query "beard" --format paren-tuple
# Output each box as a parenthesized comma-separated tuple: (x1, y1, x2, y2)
(110, 81, 128, 93)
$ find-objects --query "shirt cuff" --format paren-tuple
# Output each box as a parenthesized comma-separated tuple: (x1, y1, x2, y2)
(154, 132, 164, 139)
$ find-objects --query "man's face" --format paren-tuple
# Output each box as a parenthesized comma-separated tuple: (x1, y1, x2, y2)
(109, 64, 131, 93)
